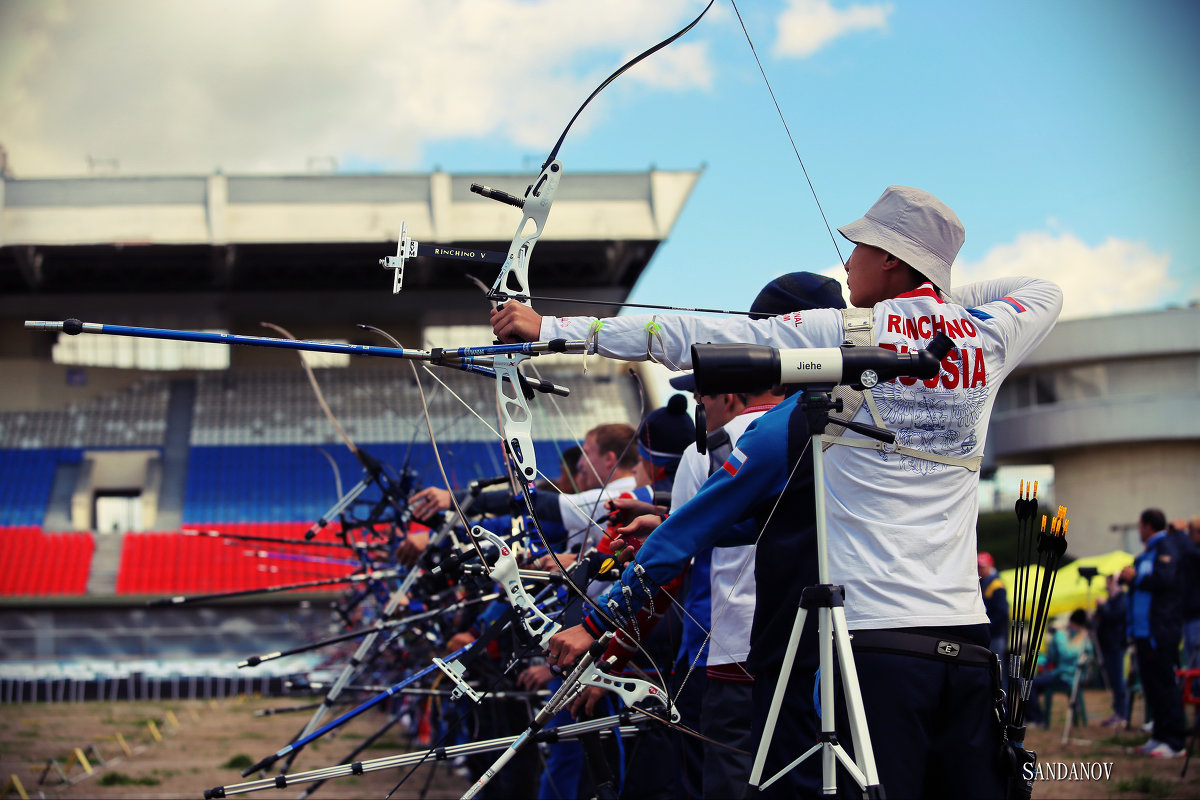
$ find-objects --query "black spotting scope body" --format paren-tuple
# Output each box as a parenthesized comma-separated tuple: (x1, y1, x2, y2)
(691, 332, 956, 395)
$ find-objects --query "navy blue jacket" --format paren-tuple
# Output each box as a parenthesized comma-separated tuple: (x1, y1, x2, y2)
(585, 392, 819, 673)
(979, 570, 1008, 643)
(1128, 530, 1184, 647)
(1174, 530, 1200, 622)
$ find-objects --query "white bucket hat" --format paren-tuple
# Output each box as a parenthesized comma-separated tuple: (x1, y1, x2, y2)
(837, 186, 965, 297)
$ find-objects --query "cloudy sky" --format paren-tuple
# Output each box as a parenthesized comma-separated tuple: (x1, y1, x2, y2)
(2, 0, 1198, 322)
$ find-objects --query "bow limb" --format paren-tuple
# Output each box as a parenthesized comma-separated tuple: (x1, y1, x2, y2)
(480, 0, 715, 309)
(357, 323, 492, 570)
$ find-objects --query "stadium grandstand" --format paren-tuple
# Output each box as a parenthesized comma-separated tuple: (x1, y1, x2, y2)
(0, 167, 701, 699)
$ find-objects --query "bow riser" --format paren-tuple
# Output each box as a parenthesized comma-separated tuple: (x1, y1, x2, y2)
(488, 159, 561, 305)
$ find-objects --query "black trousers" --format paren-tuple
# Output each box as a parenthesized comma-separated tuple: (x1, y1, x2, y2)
(840, 646, 1006, 800)
(749, 626, 1005, 800)
(750, 660, 830, 799)
(1134, 636, 1187, 751)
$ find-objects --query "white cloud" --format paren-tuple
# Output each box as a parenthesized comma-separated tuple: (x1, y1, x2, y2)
(773, 0, 894, 59)
(958, 231, 1175, 320)
(820, 230, 1180, 320)
(622, 42, 714, 92)
(0, 0, 713, 176)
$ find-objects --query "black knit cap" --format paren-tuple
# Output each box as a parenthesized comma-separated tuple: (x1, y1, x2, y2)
(670, 272, 846, 392)
(637, 393, 695, 470)
(749, 271, 846, 318)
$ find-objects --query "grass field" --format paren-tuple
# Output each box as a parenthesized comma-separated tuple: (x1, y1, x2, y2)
(1, 688, 1198, 799)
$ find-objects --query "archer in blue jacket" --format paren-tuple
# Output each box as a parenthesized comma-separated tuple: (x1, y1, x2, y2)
(552, 390, 828, 797)
(1121, 508, 1187, 757)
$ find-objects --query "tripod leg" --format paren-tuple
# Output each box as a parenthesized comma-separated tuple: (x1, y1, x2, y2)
(830, 607, 881, 791)
(759, 606, 875, 795)
(748, 604, 810, 791)
(818, 607, 838, 794)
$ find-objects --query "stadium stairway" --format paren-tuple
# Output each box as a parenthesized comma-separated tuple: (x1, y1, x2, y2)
(41, 460, 81, 531)
(85, 532, 124, 595)
(155, 379, 196, 532)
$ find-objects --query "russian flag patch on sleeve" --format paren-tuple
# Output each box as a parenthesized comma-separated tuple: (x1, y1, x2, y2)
(998, 296, 1026, 313)
(722, 446, 748, 476)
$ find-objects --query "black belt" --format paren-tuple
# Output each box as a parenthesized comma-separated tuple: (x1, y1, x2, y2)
(850, 629, 996, 667)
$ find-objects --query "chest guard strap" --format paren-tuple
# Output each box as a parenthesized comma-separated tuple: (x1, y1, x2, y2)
(820, 308, 982, 472)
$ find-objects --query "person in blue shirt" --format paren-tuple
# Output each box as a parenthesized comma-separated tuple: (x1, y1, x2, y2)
(1120, 507, 1188, 758)
(1025, 609, 1093, 726)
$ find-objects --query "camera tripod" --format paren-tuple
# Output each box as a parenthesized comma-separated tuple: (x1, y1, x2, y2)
(747, 388, 887, 798)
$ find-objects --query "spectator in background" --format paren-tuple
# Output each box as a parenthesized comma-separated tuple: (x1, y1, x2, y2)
(1176, 517, 1200, 674)
(1026, 609, 1094, 726)
(541, 445, 583, 494)
(978, 552, 1008, 656)
(1121, 508, 1188, 758)
(1093, 573, 1129, 727)
(1177, 516, 1200, 727)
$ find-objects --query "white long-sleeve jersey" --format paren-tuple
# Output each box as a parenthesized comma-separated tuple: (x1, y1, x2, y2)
(542, 277, 1063, 629)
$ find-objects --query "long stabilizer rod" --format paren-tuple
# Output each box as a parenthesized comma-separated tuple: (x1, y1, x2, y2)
(205, 715, 643, 798)
(25, 319, 580, 396)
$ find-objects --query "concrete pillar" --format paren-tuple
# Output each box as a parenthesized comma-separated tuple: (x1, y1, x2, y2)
(1052, 440, 1200, 557)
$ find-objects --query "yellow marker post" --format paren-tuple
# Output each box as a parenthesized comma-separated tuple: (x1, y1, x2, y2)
(3, 774, 31, 800)
(146, 720, 162, 742)
(115, 731, 133, 757)
(164, 710, 180, 730)
(69, 748, 93, 775)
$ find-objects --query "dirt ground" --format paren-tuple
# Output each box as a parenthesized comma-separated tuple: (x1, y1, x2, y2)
(1018, 687, 1200, 800)
(1, 688, 1199, 799)
(0, 695, 471, 799)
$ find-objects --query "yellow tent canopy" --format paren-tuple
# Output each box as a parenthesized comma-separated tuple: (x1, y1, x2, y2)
(998, 550, 1135, 621)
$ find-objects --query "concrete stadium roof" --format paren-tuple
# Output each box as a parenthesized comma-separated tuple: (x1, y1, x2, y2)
(0, 168, 702, 298)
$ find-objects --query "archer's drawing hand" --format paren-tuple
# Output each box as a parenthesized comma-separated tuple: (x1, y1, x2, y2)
(395, 530, 429, 567)
(605, 497, 665, 527)
(608, 536, 641, 565)
(536, 552, 577, 573)
(409, 487, 451, 521)
(547, 624, 597, 668)
(490, 302, 543, 343)
(616, 514, 661, 541)
(570, 686, 607, 720)
(517, 664, 554, 691)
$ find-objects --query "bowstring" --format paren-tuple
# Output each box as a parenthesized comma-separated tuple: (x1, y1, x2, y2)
(669, 432, 815, 704)
(640, 0, 858, 702)
(728, 0, 846, 269)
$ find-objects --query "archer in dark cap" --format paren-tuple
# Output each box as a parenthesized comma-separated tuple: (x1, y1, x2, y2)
(669, 272, 846, 393)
